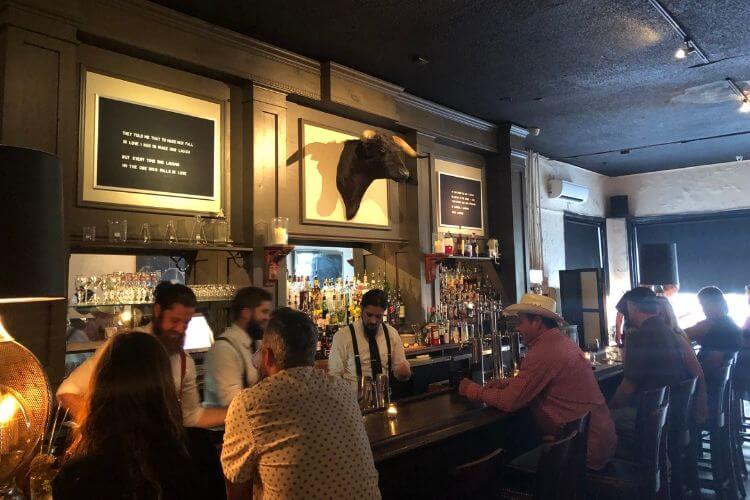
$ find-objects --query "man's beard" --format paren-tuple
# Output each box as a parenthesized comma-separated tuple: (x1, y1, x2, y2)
(245, 321, 264, 341)
(153, 316, 185, 354)
(364, 323, 379, 337)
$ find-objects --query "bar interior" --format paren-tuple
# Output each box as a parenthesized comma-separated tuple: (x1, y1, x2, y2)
(1, 1, 749, 499)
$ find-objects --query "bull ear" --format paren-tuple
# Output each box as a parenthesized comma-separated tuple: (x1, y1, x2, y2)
(361, 129, 377, 141)
(391, 135, 422, 158)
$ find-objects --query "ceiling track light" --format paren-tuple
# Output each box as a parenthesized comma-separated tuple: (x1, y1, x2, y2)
(674, 39, 695, 60)
(647, 0, 709, 64)
(726, 78, 750, 114)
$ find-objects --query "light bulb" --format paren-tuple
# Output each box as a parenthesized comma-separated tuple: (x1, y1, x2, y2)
(740, 100, 750, 113)
(0, 393, 19, 425)
(674, 47, 687, 59)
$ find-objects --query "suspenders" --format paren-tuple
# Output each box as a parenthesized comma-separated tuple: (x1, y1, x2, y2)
(215, 336, 255, 388)
(348, 322, 392, 378)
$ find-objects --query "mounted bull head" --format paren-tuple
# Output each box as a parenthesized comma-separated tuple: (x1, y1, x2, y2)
(337, 130, 425, 220)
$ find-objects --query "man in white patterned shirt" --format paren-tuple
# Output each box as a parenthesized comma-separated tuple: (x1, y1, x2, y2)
(222, 308, 380, 500)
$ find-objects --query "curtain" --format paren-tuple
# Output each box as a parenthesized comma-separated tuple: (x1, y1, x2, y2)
(525, 150, 544, 273)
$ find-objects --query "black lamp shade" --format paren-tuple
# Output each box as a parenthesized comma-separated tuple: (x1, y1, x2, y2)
(638, 243, 679, 286)
(0, 145, 65, 299)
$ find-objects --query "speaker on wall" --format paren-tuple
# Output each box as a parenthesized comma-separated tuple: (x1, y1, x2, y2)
(608, 195, 629, 218)
(638, 243, 679, 286)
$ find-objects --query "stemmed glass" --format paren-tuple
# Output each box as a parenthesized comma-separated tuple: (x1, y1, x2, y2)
(74, 276, 86, 304)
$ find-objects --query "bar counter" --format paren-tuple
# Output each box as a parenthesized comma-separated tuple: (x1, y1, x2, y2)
(368, 359, 623, 498)
(366, 359, 623, 463)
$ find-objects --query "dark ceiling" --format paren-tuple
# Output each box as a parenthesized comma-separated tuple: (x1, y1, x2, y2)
(150, 0, 750, 176)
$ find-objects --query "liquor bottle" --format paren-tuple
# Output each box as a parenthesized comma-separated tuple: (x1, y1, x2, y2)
(444, 232, 454, 255)
(397, 288, 406, 324)
(440, 307, 450, 344)
(464, 235, 473, 257)
(454, 234, 463, 256)
(429, 307, 440, 346)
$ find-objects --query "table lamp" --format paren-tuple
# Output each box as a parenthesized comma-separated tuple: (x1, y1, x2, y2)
(638, 243, 679, 288)
(0, 146, 65, 498)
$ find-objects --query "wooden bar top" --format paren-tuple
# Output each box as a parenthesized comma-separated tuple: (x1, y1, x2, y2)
(365, 389, 506, 463)
(365, 361, 624, 463)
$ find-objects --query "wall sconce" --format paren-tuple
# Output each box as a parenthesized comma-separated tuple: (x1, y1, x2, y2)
(529, 269, 544, 295)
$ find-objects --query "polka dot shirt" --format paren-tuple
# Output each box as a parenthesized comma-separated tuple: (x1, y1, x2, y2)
(221, 366, 381, 499)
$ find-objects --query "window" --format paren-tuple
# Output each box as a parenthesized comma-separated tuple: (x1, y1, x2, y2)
(629, 209, 750, 328)
(564, 213, 609, 293)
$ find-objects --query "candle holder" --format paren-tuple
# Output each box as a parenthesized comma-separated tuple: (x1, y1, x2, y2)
(264, 245, 294, 286)
(269, 217, 289, 246)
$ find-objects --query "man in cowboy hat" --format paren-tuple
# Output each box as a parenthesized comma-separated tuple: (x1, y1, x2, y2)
(459, 293, 616, 470)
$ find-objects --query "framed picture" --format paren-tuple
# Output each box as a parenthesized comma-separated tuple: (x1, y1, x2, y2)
(300, 120, 390, 229)
(80, 70, 223, 214)
(435, 158, 485, 235)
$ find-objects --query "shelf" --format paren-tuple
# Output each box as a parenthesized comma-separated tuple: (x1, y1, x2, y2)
(442, 255, 493, 261)
(69, 298, 230, 308)
(70, 238, 253, 255)
(423, 253, 497, 284)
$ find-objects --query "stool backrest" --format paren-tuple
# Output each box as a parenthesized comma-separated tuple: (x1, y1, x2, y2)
(635, 385, 668, 439)
(555, 411, 591, 498)
(535, 429, 584, 500)
(668, 377, 697, 449)
(706, 356, 734, 428)
(638, 400, 670, 493)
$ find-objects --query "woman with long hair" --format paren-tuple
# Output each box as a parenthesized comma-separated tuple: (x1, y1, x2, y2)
(53, 331, 198, 499)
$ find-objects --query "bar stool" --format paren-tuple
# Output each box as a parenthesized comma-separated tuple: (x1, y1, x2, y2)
(494, 429, 585, 500)
(614, 386, 668, 463)
(586, 400, 670, 499)
(691, 358, 739, 500)
(667, 377, 697, 500)
(449, 413, 590, 499)
(501, 412, 591, 497)
(729, 361, 747, 498)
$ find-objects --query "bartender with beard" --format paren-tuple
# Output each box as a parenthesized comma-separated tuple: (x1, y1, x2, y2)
(204, 287, 272, 407)
(328, 289, 411, 389)
(56, 282, 227, 428)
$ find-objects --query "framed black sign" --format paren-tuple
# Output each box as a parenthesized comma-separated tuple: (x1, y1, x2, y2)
(82, 71, 222, 214)
(438, 172, 483, 230)
(96, 97, 215, 198)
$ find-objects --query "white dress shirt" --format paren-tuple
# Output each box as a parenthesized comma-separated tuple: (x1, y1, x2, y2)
(203, 323, 262, 407)
(56, 323, 203, 427)
(328, 319, 408, 388)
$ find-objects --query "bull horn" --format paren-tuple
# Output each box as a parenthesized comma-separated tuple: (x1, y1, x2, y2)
(391, 135, 420, 158)
(361, 129, 377, 140)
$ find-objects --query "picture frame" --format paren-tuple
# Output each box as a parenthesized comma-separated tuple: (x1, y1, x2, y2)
(435, 158, 486, 235)
(80, 70, 223, 214)
(299, 120, 391, 229)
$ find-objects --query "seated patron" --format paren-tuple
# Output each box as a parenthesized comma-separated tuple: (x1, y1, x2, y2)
(685, 286, 743, 378)
(608, 290, 692, 460)
(57, 282, 226, 428)
(458, 294, 616, 470)
(222, 308, 381, 499)
(614, 286, 654, 347)
(655, 296, 708, 424)
(53, 332, 199, 499)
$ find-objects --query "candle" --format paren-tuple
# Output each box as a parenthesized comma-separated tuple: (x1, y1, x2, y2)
(271, 227, 288, 245)
(386, 403, 398, 419)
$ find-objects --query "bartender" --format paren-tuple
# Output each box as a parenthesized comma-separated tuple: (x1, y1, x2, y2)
(204, 286, 272, 407)
(328, 289, 411, 388)
(57, 282, 226, 429)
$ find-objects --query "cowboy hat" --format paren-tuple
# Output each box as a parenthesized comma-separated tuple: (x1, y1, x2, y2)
(502, 293, 565, 324)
